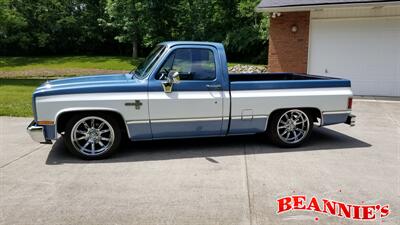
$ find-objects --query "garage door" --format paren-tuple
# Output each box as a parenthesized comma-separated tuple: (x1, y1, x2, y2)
(308, 17, 400, 96)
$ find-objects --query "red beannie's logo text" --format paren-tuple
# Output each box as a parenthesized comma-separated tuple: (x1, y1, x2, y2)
(277, 195, 390, 221)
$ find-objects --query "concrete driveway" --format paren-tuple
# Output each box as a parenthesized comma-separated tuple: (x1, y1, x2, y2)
(1, 100, 399, 225)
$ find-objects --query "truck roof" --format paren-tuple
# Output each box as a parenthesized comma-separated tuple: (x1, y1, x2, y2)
(160, 41, 223, 49)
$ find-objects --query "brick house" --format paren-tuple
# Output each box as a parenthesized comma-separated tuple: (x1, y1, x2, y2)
(256, 0, 400, 97)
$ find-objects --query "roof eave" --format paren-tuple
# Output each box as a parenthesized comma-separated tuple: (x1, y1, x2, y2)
(256, 1, 400, 12)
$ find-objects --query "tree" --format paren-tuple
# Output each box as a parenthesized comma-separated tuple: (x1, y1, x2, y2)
(1, 0, 269, 63)
(0, 0, 117, 55)
(224, 0, 269, 63)
(0, 0, 28, 54)
(102, 0, 152, 58)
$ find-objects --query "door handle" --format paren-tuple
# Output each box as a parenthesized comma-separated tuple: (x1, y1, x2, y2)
(206, 84, 222, 90)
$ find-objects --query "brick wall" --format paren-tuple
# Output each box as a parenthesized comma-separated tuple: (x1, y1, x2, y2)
(268, 11, 310, 73)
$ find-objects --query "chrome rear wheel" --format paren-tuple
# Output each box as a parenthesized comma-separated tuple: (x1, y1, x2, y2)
(268, 109, 313, 147)
(277, 110, 310, 144)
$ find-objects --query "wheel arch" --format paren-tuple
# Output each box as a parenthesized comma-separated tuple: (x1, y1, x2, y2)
(55, 108, 129, 138)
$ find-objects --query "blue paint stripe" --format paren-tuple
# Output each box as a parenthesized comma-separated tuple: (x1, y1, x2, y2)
(33, 83, 148, 97)
(43, 125, 57, 140)
(127, 123, 152, 140)
(151, 120, 224, 138)
(230, 79, 351, 91)
(229, 118, 268, 134)
(323, 113, 349, 126)
(32, 96, 38, 121)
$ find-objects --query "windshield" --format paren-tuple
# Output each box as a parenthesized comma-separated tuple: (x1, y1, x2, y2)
(133, 45, 166, 79)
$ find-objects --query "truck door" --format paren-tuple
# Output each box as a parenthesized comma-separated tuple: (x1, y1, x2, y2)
(148, 46, 225, 139)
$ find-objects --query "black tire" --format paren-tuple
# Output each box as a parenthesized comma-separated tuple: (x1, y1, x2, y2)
(267, 109, 313, 148)
(64, 112, 122, 160)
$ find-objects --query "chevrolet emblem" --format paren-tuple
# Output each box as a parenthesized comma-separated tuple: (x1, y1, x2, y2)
(125, 100, 143, 110)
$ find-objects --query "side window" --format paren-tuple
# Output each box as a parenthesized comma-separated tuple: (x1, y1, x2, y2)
(157, 48, 216, 80)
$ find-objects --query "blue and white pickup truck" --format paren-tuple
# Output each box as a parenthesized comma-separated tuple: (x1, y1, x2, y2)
(28, 41, 355, 159)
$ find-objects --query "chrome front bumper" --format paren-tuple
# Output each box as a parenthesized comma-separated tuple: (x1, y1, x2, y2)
(346, 114, 356, 127)
(27, 120, 52, 144)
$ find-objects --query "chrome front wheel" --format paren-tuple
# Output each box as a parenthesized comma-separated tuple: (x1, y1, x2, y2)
(71, 116, 115, 156)
(65, 113, 121, 159)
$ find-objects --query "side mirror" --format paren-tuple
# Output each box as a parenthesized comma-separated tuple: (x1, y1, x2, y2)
(162, 71, 180, 93)
(167, 71, 180, 84)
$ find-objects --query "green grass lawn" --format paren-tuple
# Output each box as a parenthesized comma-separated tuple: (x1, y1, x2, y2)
(0, 56, 139, 72)
(0, 79, 44, 117)
(0, 56, 143, 79)
(0, 56, 265, 117)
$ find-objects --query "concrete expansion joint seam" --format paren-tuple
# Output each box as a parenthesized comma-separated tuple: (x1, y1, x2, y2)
(244, 143, 254, 225)
(0, 145, 46, 169)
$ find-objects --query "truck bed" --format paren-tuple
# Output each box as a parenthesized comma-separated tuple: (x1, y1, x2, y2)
(229, 73, 332, 81)
(229, 73, 351, 90)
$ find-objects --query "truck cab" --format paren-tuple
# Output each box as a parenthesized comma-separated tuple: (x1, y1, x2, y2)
(145, 42, 230, 139)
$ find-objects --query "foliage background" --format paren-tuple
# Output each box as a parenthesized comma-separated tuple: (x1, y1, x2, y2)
(0, 0, 269, 63)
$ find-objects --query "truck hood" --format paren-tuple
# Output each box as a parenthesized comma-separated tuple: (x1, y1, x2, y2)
(33, 74, 147, 97)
